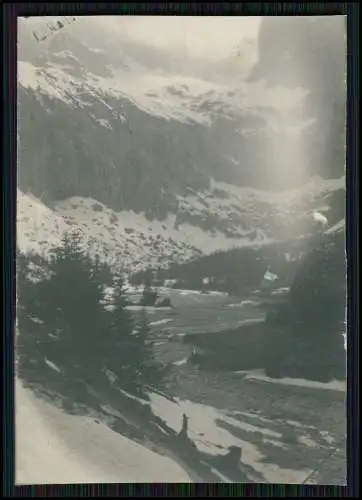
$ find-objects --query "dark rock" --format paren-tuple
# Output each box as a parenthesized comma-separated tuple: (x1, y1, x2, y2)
(225, 445, 242, 464)
(156, 297, 173, 308)
(140, 290, 159, 307)
(91, 202, 103, 212)
(178, 413, 189, 439)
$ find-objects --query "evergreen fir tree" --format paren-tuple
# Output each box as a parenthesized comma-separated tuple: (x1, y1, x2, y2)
(17, 232, 169, 394)
(131, 308, 169, 393)
(105, 269, 135, 387)
(16, 249, 54, 377)
(23, 230, 105, 381)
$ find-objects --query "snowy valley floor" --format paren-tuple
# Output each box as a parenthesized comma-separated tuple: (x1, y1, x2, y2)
(15, 289, 346, 485)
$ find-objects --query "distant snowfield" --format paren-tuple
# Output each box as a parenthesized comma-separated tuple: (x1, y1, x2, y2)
(15, 379, 191, 484)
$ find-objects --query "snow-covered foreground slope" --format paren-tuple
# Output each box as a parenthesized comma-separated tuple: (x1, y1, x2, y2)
(15, 379, 191, 484)
(17, 174, 344, 272)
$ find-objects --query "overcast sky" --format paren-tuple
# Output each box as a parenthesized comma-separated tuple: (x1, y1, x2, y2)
(20, 16, 261, 67)
(88, 16, 261, 61)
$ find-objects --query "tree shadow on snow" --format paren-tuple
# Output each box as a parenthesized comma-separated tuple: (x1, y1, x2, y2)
(214, 417, 345, 484)
(17, 345, 263, 483)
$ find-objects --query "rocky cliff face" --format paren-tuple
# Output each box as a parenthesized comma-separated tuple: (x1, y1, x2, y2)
(249, 16, 346, 181)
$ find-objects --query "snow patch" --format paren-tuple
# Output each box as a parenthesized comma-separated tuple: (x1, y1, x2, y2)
(264, 269, 279, 282)
(243, 374, 346, 392)
(149, 319, 174, 327)
(173, 357, 189, 367)
(228, 300, 258, 308)
(312, 211, 328, 226)
(44, 358, 61, 374)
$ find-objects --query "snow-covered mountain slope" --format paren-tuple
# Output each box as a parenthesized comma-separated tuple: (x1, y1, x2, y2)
(18, 56, 308, 129)
(17, 16, 304, 129)
(17, 51, 311, 210)
(17, 18, 346, 271)
(17, 188, 271, 272)
(17, 173, 344, 272)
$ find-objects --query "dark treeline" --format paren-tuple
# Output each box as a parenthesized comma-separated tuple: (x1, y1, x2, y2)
(16, 230, 168, 398)
(130, 240, 307, 295)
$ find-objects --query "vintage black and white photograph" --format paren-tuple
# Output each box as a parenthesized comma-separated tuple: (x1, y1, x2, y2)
(16, 15, 347, 484)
